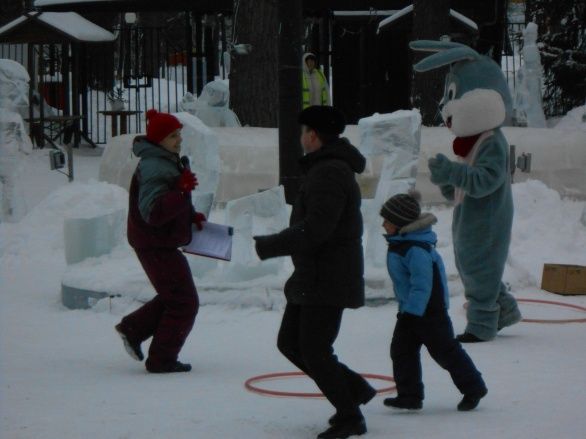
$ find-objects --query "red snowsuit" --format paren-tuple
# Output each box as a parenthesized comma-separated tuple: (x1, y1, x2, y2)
(119, 138, 199, 370)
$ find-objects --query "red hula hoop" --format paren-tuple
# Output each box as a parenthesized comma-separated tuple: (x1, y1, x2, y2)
(245, 371, 396, 398)
(463, 298, 586, 324)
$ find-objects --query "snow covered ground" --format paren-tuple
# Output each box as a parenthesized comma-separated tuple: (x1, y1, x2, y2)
(2, 132, 586, 438)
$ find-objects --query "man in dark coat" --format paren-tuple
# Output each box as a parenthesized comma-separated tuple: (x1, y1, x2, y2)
(254, 106, 375, 439)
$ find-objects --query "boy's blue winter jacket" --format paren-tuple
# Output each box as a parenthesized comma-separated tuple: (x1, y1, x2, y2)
(386, 227, 450, 317)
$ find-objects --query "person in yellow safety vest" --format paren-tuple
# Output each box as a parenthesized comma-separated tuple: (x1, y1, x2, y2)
(302, 53, 331, 109)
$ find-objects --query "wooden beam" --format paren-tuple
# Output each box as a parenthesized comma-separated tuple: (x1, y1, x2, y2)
(36, 0, 233, 13)
(35, 0, 427, 16)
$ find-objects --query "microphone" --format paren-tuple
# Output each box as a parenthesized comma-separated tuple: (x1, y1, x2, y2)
(180, 155, 190, 170)
(179, 156, 194, 206)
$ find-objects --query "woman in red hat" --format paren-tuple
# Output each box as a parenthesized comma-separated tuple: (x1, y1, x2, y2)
(115, 109, 206, 373)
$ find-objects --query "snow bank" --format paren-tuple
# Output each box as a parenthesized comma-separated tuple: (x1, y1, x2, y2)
(505, 180, 586, 288)
(1, 181, 128, 261)
(3, 176, 585, 311)
(4, 122, 586, 310)
(554, 105, 586, 132)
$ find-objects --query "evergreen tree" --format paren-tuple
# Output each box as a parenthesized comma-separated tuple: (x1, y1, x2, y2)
(526, 0, 586, 116)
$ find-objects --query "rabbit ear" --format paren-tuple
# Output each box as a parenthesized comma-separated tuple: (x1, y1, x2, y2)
(412, 46, 480, 72)
(409, 40, 469, 53)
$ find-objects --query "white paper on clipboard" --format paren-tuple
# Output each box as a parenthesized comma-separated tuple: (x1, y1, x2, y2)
(183, 222, 233, 261)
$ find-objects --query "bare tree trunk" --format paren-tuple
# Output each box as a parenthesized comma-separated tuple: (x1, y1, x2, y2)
(278, 0, 303, 203)
(229, 0, 278, 127)
(412, 0, 450, 126)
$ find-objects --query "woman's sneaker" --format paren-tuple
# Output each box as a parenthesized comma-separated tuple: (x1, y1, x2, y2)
(146, 360, 192, 374)
(115, 324, 144, 361)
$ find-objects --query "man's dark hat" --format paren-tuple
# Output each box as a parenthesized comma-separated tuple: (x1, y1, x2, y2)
(298, 105, 346, 136)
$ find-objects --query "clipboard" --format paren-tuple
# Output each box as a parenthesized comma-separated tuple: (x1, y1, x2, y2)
(182, 222, 233, 261)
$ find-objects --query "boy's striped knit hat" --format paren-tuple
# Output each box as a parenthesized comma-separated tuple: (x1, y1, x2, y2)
(380, 192, 421, 228)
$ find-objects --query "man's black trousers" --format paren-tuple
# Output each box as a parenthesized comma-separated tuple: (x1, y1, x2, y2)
(277, 303, 371, 416)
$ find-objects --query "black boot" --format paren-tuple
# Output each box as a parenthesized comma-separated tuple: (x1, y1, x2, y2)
(146, 360, 192, 374)
(329, 385, 376, 425)
(115, 324, 144, 361)
(456, 332, 487, 343)
(457, 388, 488, 411)
(358, 384, 377, 405)
(383, 396, 423, 410)
(318, 415, 366, 439)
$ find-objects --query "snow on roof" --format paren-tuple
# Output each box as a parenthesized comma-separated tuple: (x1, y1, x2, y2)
(377, 4, 479, 34)
(39, 12, 116, 41)
(35, 0, 113, 5)
(449, 9, 479, 32)
(377, 4, 414, 31)
(0, 11, 116, 42)
(0, 16, 28, 37)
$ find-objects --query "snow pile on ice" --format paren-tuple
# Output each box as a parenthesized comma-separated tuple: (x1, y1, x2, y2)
(363, 179, 586, 299)
(505, 180, 586, 288)
(427, 180, 586, 296)
(555, 105, 586, 132)
(2, 157, 586, 311)
(1, 181, 128, 261)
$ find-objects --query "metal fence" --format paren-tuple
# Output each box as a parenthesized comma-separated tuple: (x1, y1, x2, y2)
(502, 21, 526, 94)
(2, 16, 229, 145)
(0, 43, 27, 66)
(84, 21, 228, 144)
(2, 19, 557, 146)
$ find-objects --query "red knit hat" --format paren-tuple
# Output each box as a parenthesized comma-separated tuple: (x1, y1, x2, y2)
(145, 109, 182, 144)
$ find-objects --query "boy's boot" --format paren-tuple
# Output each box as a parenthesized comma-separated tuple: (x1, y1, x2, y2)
(458, 388, 488, 411)
(456, 332, 487, 343)
(383, 396, 423, 410)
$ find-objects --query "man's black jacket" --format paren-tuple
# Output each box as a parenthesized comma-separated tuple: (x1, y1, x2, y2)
(255, 137, 367, 309)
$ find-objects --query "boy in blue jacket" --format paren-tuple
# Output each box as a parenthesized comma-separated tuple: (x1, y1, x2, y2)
(381, 193, 487, 411)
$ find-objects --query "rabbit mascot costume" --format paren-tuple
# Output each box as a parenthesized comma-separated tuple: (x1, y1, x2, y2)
(410, 40, 522, 342)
